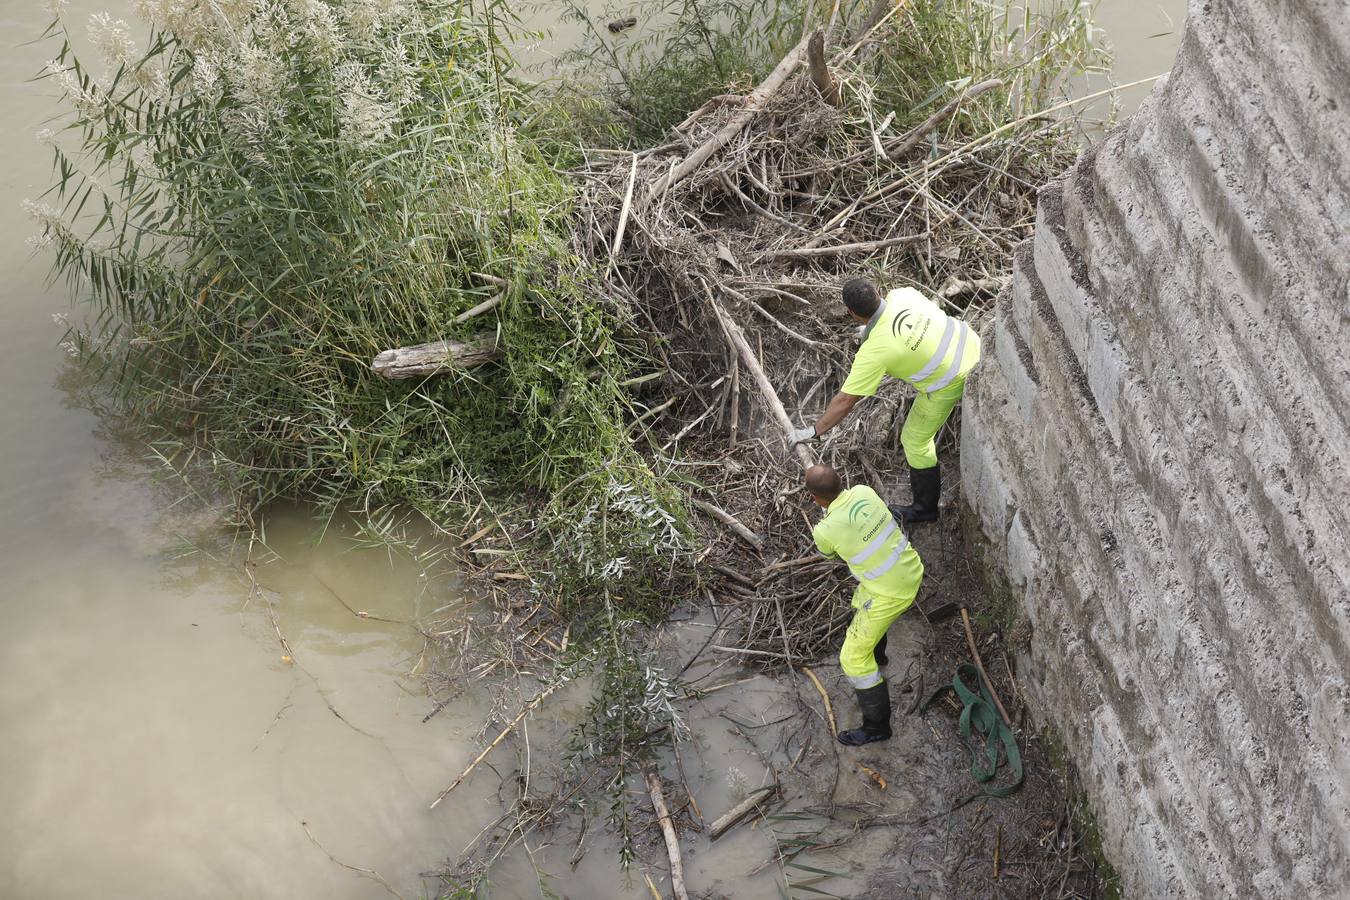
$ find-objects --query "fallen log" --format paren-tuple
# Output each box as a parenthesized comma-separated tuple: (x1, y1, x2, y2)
(371, 336, 499, 379)
(644, 767, 691, 900)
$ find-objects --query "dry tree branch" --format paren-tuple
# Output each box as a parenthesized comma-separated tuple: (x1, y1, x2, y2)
(795, 78, 1005, 177)
(692, 498, 765, 552)
(800, 666, 838, 734)
(759, 232, 929, 261)
(645, 33, 812, 201)
(429, 678, 570, 809)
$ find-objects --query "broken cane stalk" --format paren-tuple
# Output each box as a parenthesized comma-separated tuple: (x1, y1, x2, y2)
(705, 288, 813, 469)
(760, 232, 929, 261)
(608, 150, 638, 269)
(708, 783, 779, 840)
(429, 678, 568, 808)
(644, 767, 691, 900)
(453, 292, 503, 324)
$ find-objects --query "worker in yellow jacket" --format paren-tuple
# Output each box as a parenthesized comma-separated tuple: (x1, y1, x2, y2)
(792, 278, 981, 524)
(807, 464, 924, 746)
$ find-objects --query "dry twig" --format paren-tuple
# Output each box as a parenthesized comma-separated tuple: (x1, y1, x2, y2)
(961, 607, 1013, 726)
(800, 666, 838, 735)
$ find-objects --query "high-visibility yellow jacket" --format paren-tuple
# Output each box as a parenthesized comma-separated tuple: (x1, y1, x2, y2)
(842, 287, 982, 397)
(812, 485, 923, 602)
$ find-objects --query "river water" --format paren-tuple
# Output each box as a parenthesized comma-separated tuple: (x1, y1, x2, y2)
(0, 2, 1184, 898)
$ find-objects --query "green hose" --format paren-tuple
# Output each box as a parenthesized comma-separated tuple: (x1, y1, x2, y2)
(920, 663, 1024, 797)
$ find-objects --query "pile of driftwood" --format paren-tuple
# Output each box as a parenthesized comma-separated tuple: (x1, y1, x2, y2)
(391, 2, 1081, 671)
(565, 9, 1063, 662)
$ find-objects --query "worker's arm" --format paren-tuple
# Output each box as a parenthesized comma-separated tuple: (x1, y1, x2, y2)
(791, 342, 881, 445)
(812, 522, 839, 560)
(812, 391, 862, 438)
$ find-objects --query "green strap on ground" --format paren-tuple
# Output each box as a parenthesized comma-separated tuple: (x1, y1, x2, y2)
(920, 663, 1024, 797)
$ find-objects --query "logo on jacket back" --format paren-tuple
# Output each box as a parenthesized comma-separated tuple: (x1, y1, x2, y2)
(891, 310, 915, 339)
(892, 307, 932, 351)
(849, 498, 886, 541)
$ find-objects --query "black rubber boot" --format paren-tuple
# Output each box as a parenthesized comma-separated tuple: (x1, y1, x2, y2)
(889, 465, 941, 525)
(837, 680, 892, 746)
(874, 632, 889, 669)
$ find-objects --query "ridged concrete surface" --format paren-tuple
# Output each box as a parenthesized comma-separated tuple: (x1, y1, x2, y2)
(961, 1, 1349, 896)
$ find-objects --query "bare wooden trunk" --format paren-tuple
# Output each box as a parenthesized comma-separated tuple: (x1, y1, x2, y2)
(806, 28, 840, 106)
(706, 290, 814, 469)
(370, 336, 499, 380)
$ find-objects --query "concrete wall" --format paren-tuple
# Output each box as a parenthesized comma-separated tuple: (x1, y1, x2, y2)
(961, 1, 1350, 896)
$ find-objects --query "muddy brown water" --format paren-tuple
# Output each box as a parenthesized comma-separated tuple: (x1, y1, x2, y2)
(1, 2, 1182, 898)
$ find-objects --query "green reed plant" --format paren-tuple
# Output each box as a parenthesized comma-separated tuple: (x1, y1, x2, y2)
(547, 0, 1108, 150)
(858, 0, 1108, 134)
(32, 0, 686, 601)
(547, 0, 803, 146)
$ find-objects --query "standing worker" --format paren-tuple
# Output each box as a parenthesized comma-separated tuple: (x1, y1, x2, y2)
(791, 278, 981, 524)
(806, 464, 923, 746)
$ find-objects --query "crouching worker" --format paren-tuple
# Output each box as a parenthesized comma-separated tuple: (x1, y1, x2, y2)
(806, 464, 924, 746)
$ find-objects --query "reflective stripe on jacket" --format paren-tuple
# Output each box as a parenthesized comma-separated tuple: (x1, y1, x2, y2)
(812, 485, 923, 601)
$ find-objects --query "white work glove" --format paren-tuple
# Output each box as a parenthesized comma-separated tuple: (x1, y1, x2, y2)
(788, 424, 817, 446)
(854, 324, 867, 342)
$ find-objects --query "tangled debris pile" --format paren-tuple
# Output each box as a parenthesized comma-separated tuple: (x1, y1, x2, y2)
(573, 12, 1077, 663)
(421, 2, 1118, 895)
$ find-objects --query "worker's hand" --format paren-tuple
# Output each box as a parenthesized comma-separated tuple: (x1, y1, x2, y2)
(854, 324, 867, 342)
(788, 424, 817, 446)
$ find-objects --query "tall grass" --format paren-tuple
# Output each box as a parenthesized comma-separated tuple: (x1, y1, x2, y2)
(33, 0, 686, 605)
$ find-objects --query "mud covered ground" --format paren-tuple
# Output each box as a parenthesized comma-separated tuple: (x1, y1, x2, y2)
(612, 470, 1114, 900)
(425, 472, 1113, 899)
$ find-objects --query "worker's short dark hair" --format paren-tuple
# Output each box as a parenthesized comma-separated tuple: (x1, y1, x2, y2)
(805, 465, 843, 503)
(842, 278, 881, 317)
